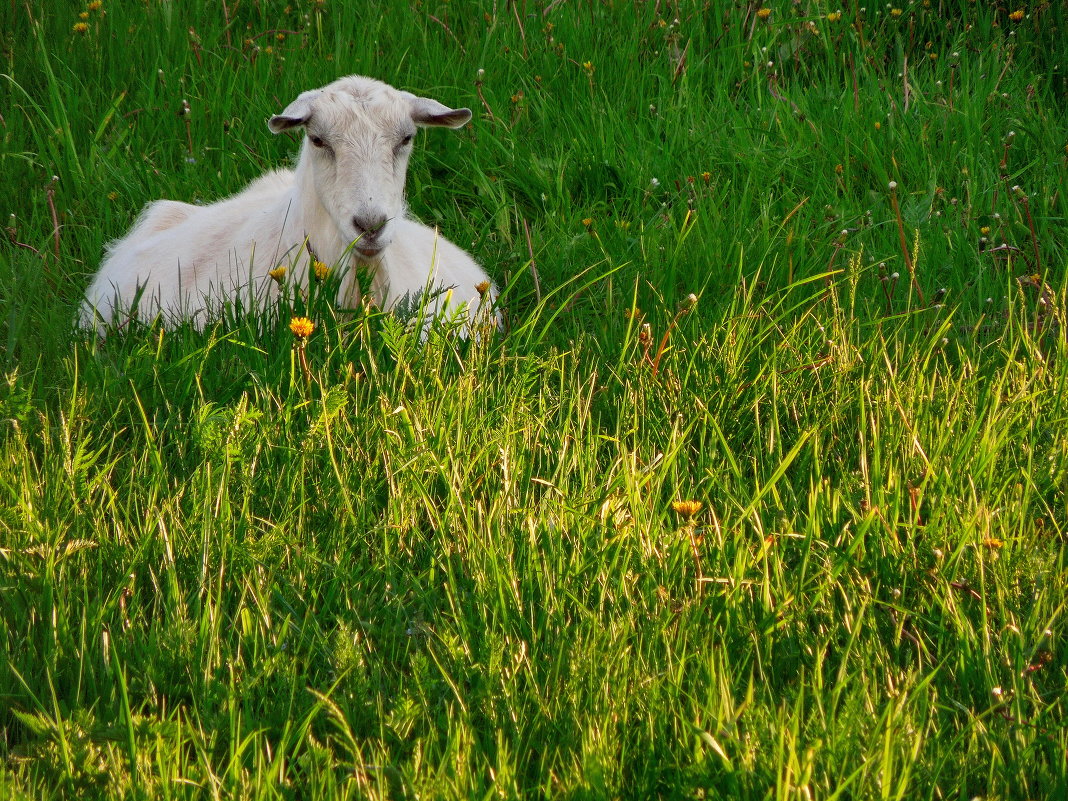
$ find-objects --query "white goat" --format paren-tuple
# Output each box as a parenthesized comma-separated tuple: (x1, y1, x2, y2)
(81, 75, 497, 333)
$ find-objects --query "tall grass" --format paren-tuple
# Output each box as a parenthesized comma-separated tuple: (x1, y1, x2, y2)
(1, 1, 1066, 798)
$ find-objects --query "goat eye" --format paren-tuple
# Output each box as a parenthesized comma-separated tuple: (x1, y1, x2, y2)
(398, 134, 414, 148)
(308, 134, 327, 149)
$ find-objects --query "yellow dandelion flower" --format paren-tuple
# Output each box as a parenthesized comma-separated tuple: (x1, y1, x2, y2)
(982, 537, 1004, 549)
(980, 226, 991, 235)
(757, 8, 771, 19)
(312, 260, 330, 281)
(582, 217, 594, 228)
(79, 11, 89, 19)
(87, 0, 102, 9)
(672, 500, 703, 518)
(268, 266, 286, 284)
(475, 280, 492, 296)
(1008, 9, 1024, 22)
(73, 21, 89, 32)
(289, 316, 315, 338)
(890, 8, 903, 17)
(583, 61, 594, 74)
(874, 121, 881, 130)
(827, 11, 842, 22)
(701, 171, 712, 182)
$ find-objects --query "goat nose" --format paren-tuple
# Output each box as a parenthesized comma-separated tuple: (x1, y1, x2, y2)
(352, 215, 387, 239)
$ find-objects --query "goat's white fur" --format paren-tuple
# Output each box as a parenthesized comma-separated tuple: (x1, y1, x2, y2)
(81, 75, 497, 332)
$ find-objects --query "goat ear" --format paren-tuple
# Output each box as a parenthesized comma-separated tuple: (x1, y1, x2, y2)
(407, 94, 473, 129)
(268, 91, 320, 134)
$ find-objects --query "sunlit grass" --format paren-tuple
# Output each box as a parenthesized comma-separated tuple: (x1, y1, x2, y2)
(1, 1, 1066, 798)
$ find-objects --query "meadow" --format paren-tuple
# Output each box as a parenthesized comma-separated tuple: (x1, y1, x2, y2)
(1, 1, 1066, 798)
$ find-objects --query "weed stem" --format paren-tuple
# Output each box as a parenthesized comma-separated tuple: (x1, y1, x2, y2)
(889, 183, 925, 305)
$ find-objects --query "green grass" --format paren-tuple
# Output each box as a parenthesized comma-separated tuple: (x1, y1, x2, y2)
(2, 1, 1067, 798)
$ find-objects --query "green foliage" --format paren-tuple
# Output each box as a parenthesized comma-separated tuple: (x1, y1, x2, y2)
(1, 1, 1066, 798)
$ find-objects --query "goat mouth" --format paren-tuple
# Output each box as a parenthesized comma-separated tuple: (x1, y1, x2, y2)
(355, 245, 384, 259)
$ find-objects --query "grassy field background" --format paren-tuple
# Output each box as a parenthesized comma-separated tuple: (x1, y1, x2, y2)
(2, 1, 1067, 798)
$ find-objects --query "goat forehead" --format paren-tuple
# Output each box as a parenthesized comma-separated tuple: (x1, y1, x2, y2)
(321, 74, 398, 99)
(316, 90, 409, 139)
